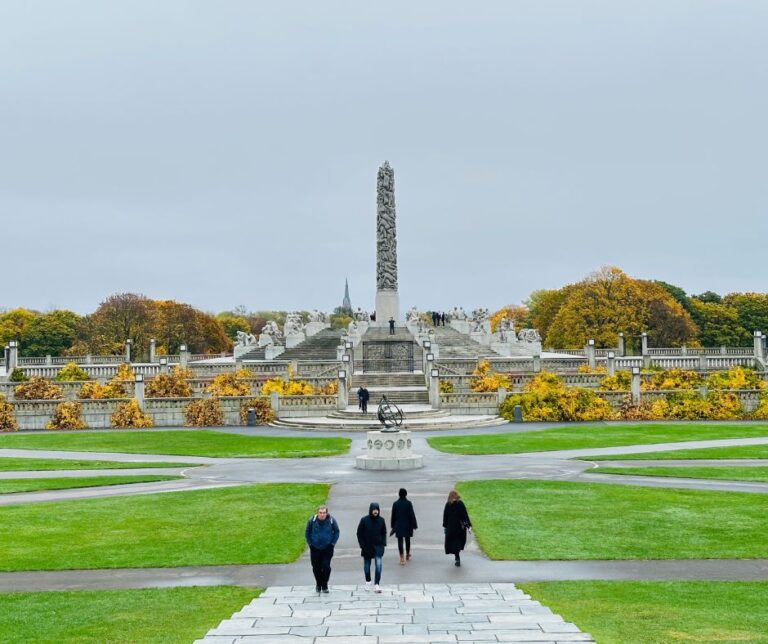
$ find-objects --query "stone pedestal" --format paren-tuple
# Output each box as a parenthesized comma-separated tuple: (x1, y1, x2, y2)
(355, 430, 423, 470)
(375, 291, 400, 326)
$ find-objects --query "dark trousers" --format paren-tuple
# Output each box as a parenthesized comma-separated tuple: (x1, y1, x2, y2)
(361, 399, 368, 413)
(363, 555, 383, 584)
(310, 545, 334, 588)
(396, 536, 411, 555)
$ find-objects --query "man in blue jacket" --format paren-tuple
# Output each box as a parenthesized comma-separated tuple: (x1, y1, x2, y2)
(305, 505, 340, 593)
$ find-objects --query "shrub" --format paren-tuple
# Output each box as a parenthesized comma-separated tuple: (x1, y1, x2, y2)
(238, 398, 275, 425)
(321, 380, 338, 395)
(113, 363, 135, 381)
(205, 369, 252, 397)
(54, 362, 90, 382)
(471, 360, 511, 392)
(0, 397, 18, 432)
(146, 367, 192, 398)
(261, 378, 315, 396)
(14, 377, 64, 400)
(9, 368, 27, 382)
(47, 401, 86, 430)
(642, 369, 700, 391)
(499, 373, 614, 422)
(599, 371, 632, 391)
(185, 398, 224, 427)
(439, 380, 454, 394)
(750, 393, 768, 420)
(707, 367, 766, 391)
(111, 400, 153, 428)
(78, 379, 127, 400)
(577, 364, 607, 374)
(616, 396, 668, 421)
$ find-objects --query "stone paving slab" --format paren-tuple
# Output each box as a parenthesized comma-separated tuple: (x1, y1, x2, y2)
(197, 584, 594, 643)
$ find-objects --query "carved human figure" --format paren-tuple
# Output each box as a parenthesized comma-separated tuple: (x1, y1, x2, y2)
(376, 161, 398, 291)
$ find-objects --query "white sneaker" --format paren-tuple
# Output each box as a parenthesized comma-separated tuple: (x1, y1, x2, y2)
(364, 580, 372, 590)
(374, 584, 382, 593)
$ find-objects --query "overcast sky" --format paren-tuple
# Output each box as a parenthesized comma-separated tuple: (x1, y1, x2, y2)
(1, 1, 766, 316)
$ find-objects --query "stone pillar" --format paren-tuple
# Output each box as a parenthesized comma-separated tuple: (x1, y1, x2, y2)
(641, 333, 648, 356)
(429, 368, 440, 408)
(149, 339, 157, 364)
(631, 367, 641, 405)
(618, 333, 625, 357)
(4, 346, 9, 372)
(720, 346, 727, 355)
(762, 334, 767, 357)
(270, 392, 280, 416)
(45, 355, 52, 366)
(179, 344, 190, 368)
(606, 351, 616, 376)
(425, 352, 435, 382)
(586, 339, 596, 369)
(497, 387, 508, 406)
(134, 374, 145, 410)
(159, 357, 169, 374)
(374, 161, 400, 323)
(699, 354, 707, 371)
(7, 341, 18, 370)
(337, 369, 349, 411)
(754, 332, 763, 360)
(125, 339, 132, 364)
(532, 354, 541, 373)
(85, 354, 93, 365)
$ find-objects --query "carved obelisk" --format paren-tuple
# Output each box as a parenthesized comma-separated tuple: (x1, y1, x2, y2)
(375, 161, 400, 323)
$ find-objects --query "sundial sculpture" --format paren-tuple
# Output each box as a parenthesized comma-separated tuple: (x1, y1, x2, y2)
(377, 395, 403, 431)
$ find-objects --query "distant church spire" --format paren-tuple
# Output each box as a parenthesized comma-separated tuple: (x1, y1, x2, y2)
(342, 277, 352, 311)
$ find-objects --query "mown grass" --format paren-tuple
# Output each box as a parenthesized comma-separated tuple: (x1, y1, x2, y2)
(593, 465, 768, 483)
(520, 581, 768, 643)
(428, 423, 768, 455)
(0, 457, 199, 471)
(0, 586, 260, 643)
(0, 430, 350, 458)
(458, 479, 768, 560)
(0, 483, 328, 571)
(0, 475, 181, 495)
(588, 444, 768, 460)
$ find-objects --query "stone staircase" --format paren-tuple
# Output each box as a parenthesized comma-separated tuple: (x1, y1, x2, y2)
(351, 372, 429, 406)
(241, 329, 344, 362)
(430, 325, 502, 359)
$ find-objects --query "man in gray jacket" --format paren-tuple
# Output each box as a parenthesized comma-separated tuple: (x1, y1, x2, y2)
(305, 505, 340, 593)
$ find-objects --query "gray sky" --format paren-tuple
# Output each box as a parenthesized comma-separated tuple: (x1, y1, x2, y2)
(1, 1, 766, 315)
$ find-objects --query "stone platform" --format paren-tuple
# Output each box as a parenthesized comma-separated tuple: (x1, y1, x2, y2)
(355, 430, 423, 470)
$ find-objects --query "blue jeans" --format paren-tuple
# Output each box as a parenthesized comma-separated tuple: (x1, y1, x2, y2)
(363, 555, 382, 584)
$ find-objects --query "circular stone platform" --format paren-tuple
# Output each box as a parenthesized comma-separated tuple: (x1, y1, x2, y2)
(355, 430, 424, 470)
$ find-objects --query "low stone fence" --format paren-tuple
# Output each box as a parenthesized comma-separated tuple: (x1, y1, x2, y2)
(440, 392, 500, 415)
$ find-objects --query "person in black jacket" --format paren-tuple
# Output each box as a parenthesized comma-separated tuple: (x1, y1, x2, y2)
(305, 505, 340, 593)
(356, 502, 387, 592)
(443, 489, 472, 567)
(390, 488, 418, 565)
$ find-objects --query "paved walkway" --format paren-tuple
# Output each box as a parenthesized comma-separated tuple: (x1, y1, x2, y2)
(197, 583, 594, 643)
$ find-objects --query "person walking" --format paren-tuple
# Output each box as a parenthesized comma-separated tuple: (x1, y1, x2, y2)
(388, 317, 395, 335)
(441, 312, 446, 326)
(356, 502, 387, 592)
(360, 386, 370, 413)
(305, 505, 340, 593)
(443, 489, 471, 567)
(390, 488, 418, 565)
(356, 386, 364, 411)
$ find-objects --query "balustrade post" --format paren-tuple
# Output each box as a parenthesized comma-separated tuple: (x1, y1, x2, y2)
(698, 354, 707, 371)
(270, 392, 281, 415)
(698, 384, 708, 400)
(134, 374, 145, 410)
(586, 339, 596, 369)
(149, 339, 157, 364)
(497, 387, 508, 406)
(159, 357, 169, 374)
(606, 351, 616, 376)
(8, 341, 18, 371)
(641, 332, 648, 356)
(429, 368, 440, 408)
(179, 344, 190, 368)
(4, 346, 9, 372)
(45, 355, 52, 366)
(754, 332, 763, 360)
(720, 346, 726, 355)
(86, 354, 93, 365)
(533, 354, 541, 373)
(125, 339, 132, 364)
(336, 369, 348, 411)
(631, 367, 641, 406)
(618, 333, 625, 357)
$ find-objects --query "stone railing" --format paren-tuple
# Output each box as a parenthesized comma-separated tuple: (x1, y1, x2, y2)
(295, 361, 342, 377)
(276, 394, 337, 418)
(440, 391, 499, 415)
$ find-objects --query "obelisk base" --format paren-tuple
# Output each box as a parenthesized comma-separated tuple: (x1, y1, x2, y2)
(375, 291, 400, 326)
(355, 430, 423, 470)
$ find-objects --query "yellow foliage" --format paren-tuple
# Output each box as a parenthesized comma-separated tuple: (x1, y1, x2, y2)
(321, 380, 338, 395)
(707, 367, 766, 391)
(578, 364, 607, 374)
(471, 360, 510, 392)
(113, 363, 135, 381)
(78, 379, 127, 400)
(185, 398, 224, 427)
(55, 362, 90, 382)
(642, 369, 700, 391)
(0, 397, 18, 432)
(599, 371, 632, 391)
(439, 380, 454, 394)
(47, 401, 87, 430)
(145, 366, 192, 398)
(14, 377, 64, 400)
(205, 370, 252, 397)
(238, 398, 275, 425)
(489, 305, 528, 333)
(750, 394, 768, 420)
(473, 360, 491, 376)
(261, 378, 315, 396)
(111, 400, 153, 428)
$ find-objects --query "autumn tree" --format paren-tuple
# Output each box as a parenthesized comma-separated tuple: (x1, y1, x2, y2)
(722, 293, 768, 337)
(489, 305, 529, 333)
(217, 312, 251, 339)
(688, 298, 751, 346)
(20, 310, 80, 357)
(0, 308, 36, 346)
(87, 293, 155, 357)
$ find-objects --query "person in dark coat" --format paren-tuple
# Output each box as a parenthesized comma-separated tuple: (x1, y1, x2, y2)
(443, 489, 471, 567)
(305, 505, 340, 593)
(356, 502, 387, 592)
(390, 488, 418, 565)
(360, 386, 370, 413)
(356, 386, 364, 410)
(388, 317, 395, 335)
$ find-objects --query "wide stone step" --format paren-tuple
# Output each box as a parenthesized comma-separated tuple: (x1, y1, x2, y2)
(197, 583, 594, 643)
(270, 414, 506, 431)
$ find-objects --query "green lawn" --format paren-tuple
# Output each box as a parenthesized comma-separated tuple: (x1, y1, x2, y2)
(0, 430, 350, 458)
(0, 457, 199, 471)
(0, 475, 181, 495)
(0, 482, 328, 571)
(428, 423, 768, 455)
(457, 479, 768, 560)
(0, 586, 260, 643)
(588, 444, 768, 460)
(594, 465, 768, 483)
(520, 581, 768, 643)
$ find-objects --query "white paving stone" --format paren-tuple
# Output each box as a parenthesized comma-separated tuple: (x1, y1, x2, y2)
(199, 584, 594, 643)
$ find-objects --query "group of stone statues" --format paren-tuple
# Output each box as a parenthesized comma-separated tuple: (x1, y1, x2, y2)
(234, 310, 331, 350)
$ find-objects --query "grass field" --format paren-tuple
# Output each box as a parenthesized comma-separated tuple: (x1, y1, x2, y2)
(588, 444, 768, 460)
(520, 580, 768, 643)
(0, 430, 350, 458)
(427, 423, 768, 454)
(0, 457, 199, 471)
(592, 465, 768, 482)
(0, 475, 181, 495)
(0, 586, 260, 643)
(0, 482, 328, 571)
(457, 479, 768, 560)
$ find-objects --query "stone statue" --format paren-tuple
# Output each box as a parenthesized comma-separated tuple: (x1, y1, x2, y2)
(518, 328, 542, 343)
(376, 161, 398, 291)
(470, 308, 490, 333)
(451, 306, 467, 321)
(263, 320, 282, 339)
(308, 309, 326, 323)
(355, 307, 369, 321)
(498, 318, 514, 343)
(348, 320, 359, 333)
(406, 306, 420, 322)
(284, 312, 304, 336)
(235, 330, 256, 347)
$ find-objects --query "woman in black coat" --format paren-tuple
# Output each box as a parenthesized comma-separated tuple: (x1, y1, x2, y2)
(443, 489, 472, 567)
(390, 488, 418, 565)
(356, 502, 387, 592)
